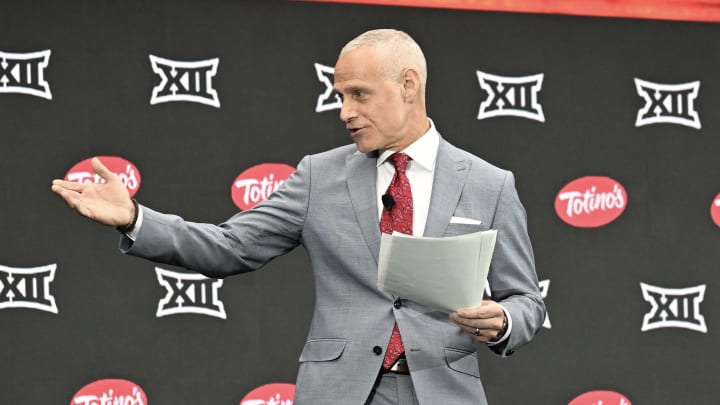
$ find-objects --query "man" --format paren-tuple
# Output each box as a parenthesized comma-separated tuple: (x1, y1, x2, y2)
(52, 29, 545, 404)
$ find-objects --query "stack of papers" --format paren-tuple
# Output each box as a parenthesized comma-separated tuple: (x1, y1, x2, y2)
(378, 230, 497, 313)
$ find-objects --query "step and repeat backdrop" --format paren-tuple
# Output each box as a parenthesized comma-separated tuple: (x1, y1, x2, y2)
(1, 1, 719, 404)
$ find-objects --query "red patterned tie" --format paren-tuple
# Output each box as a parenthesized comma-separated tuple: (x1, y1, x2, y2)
(380, 152, 412, 369)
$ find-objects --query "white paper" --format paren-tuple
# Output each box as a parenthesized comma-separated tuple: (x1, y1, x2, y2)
(378, 230, 497, 313)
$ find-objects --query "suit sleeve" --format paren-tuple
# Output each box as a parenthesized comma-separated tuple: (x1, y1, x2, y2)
(119, 155, 312, 279)
(487, 171, 546, 356)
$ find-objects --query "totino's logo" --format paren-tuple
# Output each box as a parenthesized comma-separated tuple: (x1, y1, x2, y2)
(155, 267, 226, 319)
(555, 176, 627, 228)
(640, 283, 707, 333)
(0, 264, 58, 314)
(314, 63, 341, 112)
(0, 50, 52, 99)
(232, 163, 296, 210)
(240, 383, 295, 405)
(711, 193, 720, 229)
(634, 78, 700, 129)
(477, 71, 544, 122)
(71, 378, 147, 405)
(65, 156, 141, 198)
(149, 54, 220, 108)
(568, 390, 632, 405)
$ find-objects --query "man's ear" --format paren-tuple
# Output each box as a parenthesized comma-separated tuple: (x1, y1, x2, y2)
(401, 68, 421, 101)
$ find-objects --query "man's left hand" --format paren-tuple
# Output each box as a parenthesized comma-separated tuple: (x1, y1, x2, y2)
(450, 300, 507, 343)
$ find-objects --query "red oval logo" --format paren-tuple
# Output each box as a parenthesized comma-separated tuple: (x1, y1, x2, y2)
(568, 390, 632, 405)
(71, 378, 147, 405)
(240, 383, 295, 405)
(555, 176, 628, 228)
(231, 163, 295, 210)
(65, 156, 142, 197)
(711, 192, 720, 229)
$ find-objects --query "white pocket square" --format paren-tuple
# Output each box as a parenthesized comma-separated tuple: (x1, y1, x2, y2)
(449, 216, 482, 225)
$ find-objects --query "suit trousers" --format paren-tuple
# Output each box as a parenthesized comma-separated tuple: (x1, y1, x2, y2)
(365, 372, 419, 405)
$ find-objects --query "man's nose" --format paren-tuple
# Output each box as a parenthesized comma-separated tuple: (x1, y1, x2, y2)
(339, 100, 355, 123)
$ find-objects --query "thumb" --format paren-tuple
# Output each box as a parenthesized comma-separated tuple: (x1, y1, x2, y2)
(90, 157, 115, 182)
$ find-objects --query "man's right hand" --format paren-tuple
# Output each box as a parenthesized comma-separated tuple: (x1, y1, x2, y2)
(51, 157, 136, 227)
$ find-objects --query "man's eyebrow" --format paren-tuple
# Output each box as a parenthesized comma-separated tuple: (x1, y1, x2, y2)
(333, 86, 352, 95)
(336, 85, 369, 94)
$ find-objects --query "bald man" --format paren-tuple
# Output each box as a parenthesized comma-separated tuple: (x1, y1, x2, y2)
(53, 29, 545, 404)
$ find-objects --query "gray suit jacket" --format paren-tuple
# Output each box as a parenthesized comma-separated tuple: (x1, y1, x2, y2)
(122, 136, 545, 404)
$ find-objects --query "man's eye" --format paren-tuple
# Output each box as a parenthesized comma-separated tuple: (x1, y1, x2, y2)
(354, 90, 365, 98)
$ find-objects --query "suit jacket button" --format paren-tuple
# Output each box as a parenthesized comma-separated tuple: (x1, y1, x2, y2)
(393, 298, 402, 309)
(373, 346, 383, 355)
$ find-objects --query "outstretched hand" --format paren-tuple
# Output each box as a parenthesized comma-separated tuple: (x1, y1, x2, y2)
(51, 157, 136, 227)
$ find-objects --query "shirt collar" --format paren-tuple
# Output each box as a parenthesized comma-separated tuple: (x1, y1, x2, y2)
(377, 118, 439, 172)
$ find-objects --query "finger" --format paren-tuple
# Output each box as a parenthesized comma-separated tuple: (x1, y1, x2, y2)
(454, 308, 494, 320)
(456, 301, 502, 319)
(452, 316, 495, 330)
(453, 312, 505, 339)
(451, 310, 472, 322)
(455, 322, 496, 341)
(51, 184, 81, 208)
(90, 157, 115, 182)
(51, 183, 79, 199)
(52, 179, 87, 192)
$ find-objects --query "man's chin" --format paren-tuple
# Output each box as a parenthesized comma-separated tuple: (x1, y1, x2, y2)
(354, 142, 374, 154)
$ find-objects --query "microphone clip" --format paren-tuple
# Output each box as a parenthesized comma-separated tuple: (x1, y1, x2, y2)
(382, 194, 395, 211)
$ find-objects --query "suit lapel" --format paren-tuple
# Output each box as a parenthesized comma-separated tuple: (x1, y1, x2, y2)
(345, 139, 470, 260)
(346, 150, 381, 263)
(423, 139, 470, 237)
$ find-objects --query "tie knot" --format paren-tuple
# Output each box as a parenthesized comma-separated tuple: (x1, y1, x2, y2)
(388, 152, 410, 173)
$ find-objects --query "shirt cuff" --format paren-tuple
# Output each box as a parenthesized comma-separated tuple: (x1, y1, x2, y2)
(487, 305, 512, 346)
(125, 205, 144, 241)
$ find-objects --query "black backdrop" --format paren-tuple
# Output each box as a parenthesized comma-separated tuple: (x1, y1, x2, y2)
(1, 1, 719, 403)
